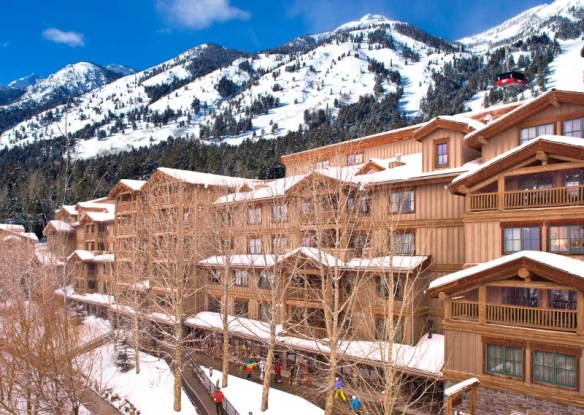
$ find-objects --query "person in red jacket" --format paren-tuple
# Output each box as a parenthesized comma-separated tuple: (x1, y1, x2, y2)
(274, 359, 282, 383)
(211, 388, 224, 415)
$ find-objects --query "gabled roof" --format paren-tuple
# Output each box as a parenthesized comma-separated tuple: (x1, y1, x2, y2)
(75, 201, 115, 214)
(199, 255, 277, 268)
(465, 90, 584, 149)
(412, 115, 484, 142)
(280, 247, 345, 268)
(79, 211, 115, 223)
(215, 175, 307, 205)
(67, 250, 95, 262)
(449, 135, 584, 194)
(427, 251, 584, 297)
(43, 220, 74, 235)
(55, 205, 78, 216)
(0, 224, 25, 233)
(107, 179, 146, 198)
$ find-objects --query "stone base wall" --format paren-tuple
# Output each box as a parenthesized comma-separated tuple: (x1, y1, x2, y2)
(445, 381, 584, 415)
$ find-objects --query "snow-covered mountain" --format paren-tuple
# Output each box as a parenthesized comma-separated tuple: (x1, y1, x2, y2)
(8, 73, 42, 90)
(0, 0, 582, 160)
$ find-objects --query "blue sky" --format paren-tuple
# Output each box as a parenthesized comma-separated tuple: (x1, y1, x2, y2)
(0, 0, 546, 85)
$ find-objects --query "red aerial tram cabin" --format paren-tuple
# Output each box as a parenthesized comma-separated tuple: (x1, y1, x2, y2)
(495, 71, 526, 87)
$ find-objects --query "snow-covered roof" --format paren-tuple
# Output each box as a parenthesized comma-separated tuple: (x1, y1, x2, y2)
(56, 205, 78, 216)
(94, 254, 114, 263)
(44, 219, 74, 234)
(428, 251, 584, 291)
(67, 249, 95, 262)
(81, 211, 115, 223)
(451, 135, 584, 186)
(199, 255, 278, 268)
(56, 286, 114, 305)
(34, 244, 64, 266)
(281, 247, 345, 268)
(120, 179, 146, 191)
(344, 255, 428, 271)
(21, 232, 39, 242)
(215, 175, 307, 204)
(186, 312, 444, 375)
(436, 114, 486, 131)
(76, 201, 115, 214)
(444, 378, 479, 397)
(0, 224, 25, 233)
(157, 167, 257, 188)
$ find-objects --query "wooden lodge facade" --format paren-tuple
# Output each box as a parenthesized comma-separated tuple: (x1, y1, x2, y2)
(48, 89, 584, 413)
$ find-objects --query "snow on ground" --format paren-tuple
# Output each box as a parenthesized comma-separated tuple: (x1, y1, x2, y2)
(202, 364, 324, 415)
(548, 38, 584, 92)
(91, 343, 199, 415)
(79, 315, 112, 341)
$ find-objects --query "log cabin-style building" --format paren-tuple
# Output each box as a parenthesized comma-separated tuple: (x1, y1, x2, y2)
(48, 89, 584, 413)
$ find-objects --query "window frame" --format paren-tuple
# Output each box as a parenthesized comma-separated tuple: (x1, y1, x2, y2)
(549, 224, 584, 254)
(248, 207, 262, 225)
(563, 117, 584, 138)
(531, 344, 580, 389)
(248, 237, 262, 254)
(347, 152, 364, 166)
(208, 269, 221, 284)
(233, 298, 249, 317)
(502, 226, 541, 254)
(391, 231, 415, 255)
(483, 340, 525, 380)
(271, 204, 288, 223)
(258, 270, 274, 289)
(234, 269, 249, 287)
(434, 139, 449, 168)
(390, 190, 415, 213)
(271, 235, 288, 254)
(519, 123, 554, 145)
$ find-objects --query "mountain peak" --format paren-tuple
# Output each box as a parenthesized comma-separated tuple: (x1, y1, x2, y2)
(8, 73, 42, 90)
(333, 13, 394, 32)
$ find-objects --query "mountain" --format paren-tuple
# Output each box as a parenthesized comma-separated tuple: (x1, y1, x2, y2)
(8, 73, 42, 90)
(0, 62, 134, 134)
(0, 0, 582, 160)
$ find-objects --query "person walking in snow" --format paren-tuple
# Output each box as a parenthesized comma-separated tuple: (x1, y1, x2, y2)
(211, 388, 224, 415)
(334, 377, 347, 400)
(274, 359, 282, 383)
(259, 358, 266, 381)
(350, 395, 362, 415)
(244, 357, 254, 380)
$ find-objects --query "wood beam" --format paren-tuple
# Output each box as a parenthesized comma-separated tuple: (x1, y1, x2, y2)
(535, 150, 549, 165)
(549, 96, 560, 107)
(477, 136, 489, 145)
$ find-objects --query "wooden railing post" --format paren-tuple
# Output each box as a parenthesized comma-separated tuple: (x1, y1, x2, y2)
(478, 286, 486, 324)
(577, 290, 584, 336)
(440, 292, 451, 320)
(497, 176, 505, 210)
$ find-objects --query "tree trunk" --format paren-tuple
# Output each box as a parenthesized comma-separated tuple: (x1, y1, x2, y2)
(260, 321, 277, 411)
(133, 313, 141, 374)
(173, 324, 182, 412)
(323, 348, 337, 415)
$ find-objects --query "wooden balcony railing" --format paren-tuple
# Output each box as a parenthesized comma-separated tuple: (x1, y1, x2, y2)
(117, 201, 137, 212)
(451, 301, 479, 321)
(288, 325, 327, 339)
(469, 186, 584, 212)
(486, 304, 577, 332)
(287, 287, 321, 303)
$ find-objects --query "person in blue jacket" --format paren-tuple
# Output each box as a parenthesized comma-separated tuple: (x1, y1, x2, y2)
(350, 395, 362, 414)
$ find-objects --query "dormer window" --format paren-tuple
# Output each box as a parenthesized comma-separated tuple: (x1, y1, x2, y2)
(435, 140, 448, 168)
(347, 153, 363, 166)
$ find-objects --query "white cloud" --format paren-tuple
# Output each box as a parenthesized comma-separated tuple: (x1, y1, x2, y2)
(157, 0, 250, 30)
(42, 28, 85, 47)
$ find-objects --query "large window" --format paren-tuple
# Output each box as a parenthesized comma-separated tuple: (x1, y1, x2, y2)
(258, 271, 274, 289)
(233, 299, 249, 317)
(564, 117, 584, 138)
(375, 317, 403, 342)
(349, 233, 369, 256)
(391, 232, 415, 255)
(485, 344, 523, 378)
(533, 350, 577, 388)
(435, 141, 448, 167)
(208, 296, 221, 312)
(272, 236, 288, 254)
(347, 195, 370, 215)
(390, 190, 415, 213)
(248, 237, 262, 254)
(503, 227, 540, 253)
(208, 269, 221, 284)
(549, 225, 584, 254)
(248, 207, 262, 225)
(347, 153, 364, 166)
(259, 303, 272, 322)
(271, 204, 288, 223)
(375, 276, 403, 299)
(234, 270, 249, 286)
(520, 123, 554, 145)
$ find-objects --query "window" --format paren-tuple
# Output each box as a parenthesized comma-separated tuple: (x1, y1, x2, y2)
(503, 227, 540, 253)
(258, 271, 274, 289)
(87, 280, 97, 290)
(391, 232, 414, 255)
(533, 351, 577, 388)
(390, 190, 414, 213)
(301, 199, 313, 215)
(248, 237, 262, 254)
(233, 299, 249, 317)
(322, 229, 338, 248)
(248, 207, 261, 225)
(316, 159, 330, 169)
(347, 153, 364, 166)
(208, 269, 221, 284)
(520, 123, 554, 145)
(376, 276, 402, 299)
(349, 233, 369, 256)
(221, 212, 232, 226)
(375, 317, 403, 342)
(272, 236, 288, 254)
(565, 172, 583, 199)
(271, 204, 288, 223)
(435, 141, 448, 167)
(208, 296, 221, 312)
(485, 344, 523, 378)
(221, 239, 234, 251)
(234, 270, 249, 286)
(564, 117, 584, 138)
(259, 303, 272, 322)
(549, 225, 584, 254)
(302, 231, 317, 248)
(348, 195, 370, 215)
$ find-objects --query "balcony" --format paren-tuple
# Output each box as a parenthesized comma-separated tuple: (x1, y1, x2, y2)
(286, 324, 327, 339)
(469, 185, 584, 212)
(450, 300, 578, 332)
(287, 287, 322, 303)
